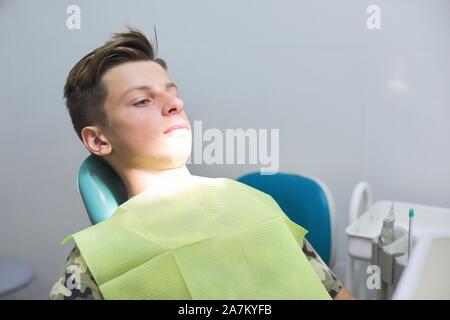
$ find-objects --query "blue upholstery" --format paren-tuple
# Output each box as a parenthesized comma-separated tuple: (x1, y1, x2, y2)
(77, 155, 127, 225)
(237, 172, 334, 266)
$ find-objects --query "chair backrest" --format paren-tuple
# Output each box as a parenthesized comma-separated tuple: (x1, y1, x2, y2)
(77, 155, 128, 225)
(237, 172, 336, 267)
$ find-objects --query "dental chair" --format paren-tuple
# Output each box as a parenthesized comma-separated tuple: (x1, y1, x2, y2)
(78, 155, 336, 267)
(237, 172, 336, 267)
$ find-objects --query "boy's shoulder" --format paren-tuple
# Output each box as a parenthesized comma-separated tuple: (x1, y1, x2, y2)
(49, 246, 102, 300)
(301, 239, 343, 299)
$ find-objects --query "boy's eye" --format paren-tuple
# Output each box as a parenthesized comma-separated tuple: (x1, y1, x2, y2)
(134, 98, 152, 107)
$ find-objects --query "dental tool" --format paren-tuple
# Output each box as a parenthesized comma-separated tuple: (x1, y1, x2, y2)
(408, 208, 415, 261)
(380, 201, 396, 246)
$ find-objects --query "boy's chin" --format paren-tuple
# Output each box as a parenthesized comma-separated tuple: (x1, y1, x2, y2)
(166, 152, 190, 168)
(165, 138, 192, 167)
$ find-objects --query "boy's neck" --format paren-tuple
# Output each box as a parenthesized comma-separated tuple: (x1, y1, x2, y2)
(121, 165, 192, 199)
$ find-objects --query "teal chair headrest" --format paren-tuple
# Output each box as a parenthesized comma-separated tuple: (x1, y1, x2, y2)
(77, 155, 128, 225)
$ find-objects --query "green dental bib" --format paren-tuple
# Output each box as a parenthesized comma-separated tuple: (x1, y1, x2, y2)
(62, 176, 331, 300)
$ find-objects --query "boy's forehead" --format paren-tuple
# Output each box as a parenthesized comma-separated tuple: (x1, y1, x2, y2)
(103, 61, 170, 100)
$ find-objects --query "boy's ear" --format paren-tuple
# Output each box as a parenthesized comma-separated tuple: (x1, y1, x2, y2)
(81, 126, 112, 156)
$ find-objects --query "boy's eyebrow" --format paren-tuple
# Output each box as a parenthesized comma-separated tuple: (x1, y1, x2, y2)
(120, 82, 178, 100)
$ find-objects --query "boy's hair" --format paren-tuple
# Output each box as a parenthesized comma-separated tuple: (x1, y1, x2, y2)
(64, 26, 167, 141)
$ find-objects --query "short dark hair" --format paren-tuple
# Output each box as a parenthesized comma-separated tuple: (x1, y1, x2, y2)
(64, 25, 167, 141)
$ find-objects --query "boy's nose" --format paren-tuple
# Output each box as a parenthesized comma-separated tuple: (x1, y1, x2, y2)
(162, 95, 184, 116)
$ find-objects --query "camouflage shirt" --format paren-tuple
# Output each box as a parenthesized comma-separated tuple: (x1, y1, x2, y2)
(49, 238, 343, 300)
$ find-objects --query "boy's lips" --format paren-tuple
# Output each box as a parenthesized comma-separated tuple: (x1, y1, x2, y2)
(163, 123, 190, 134)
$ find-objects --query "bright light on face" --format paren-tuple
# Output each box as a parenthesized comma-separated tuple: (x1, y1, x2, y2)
(101, 60, 192, 171)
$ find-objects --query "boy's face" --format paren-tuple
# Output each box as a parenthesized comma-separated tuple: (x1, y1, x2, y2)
(99, 60, 192, 170)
